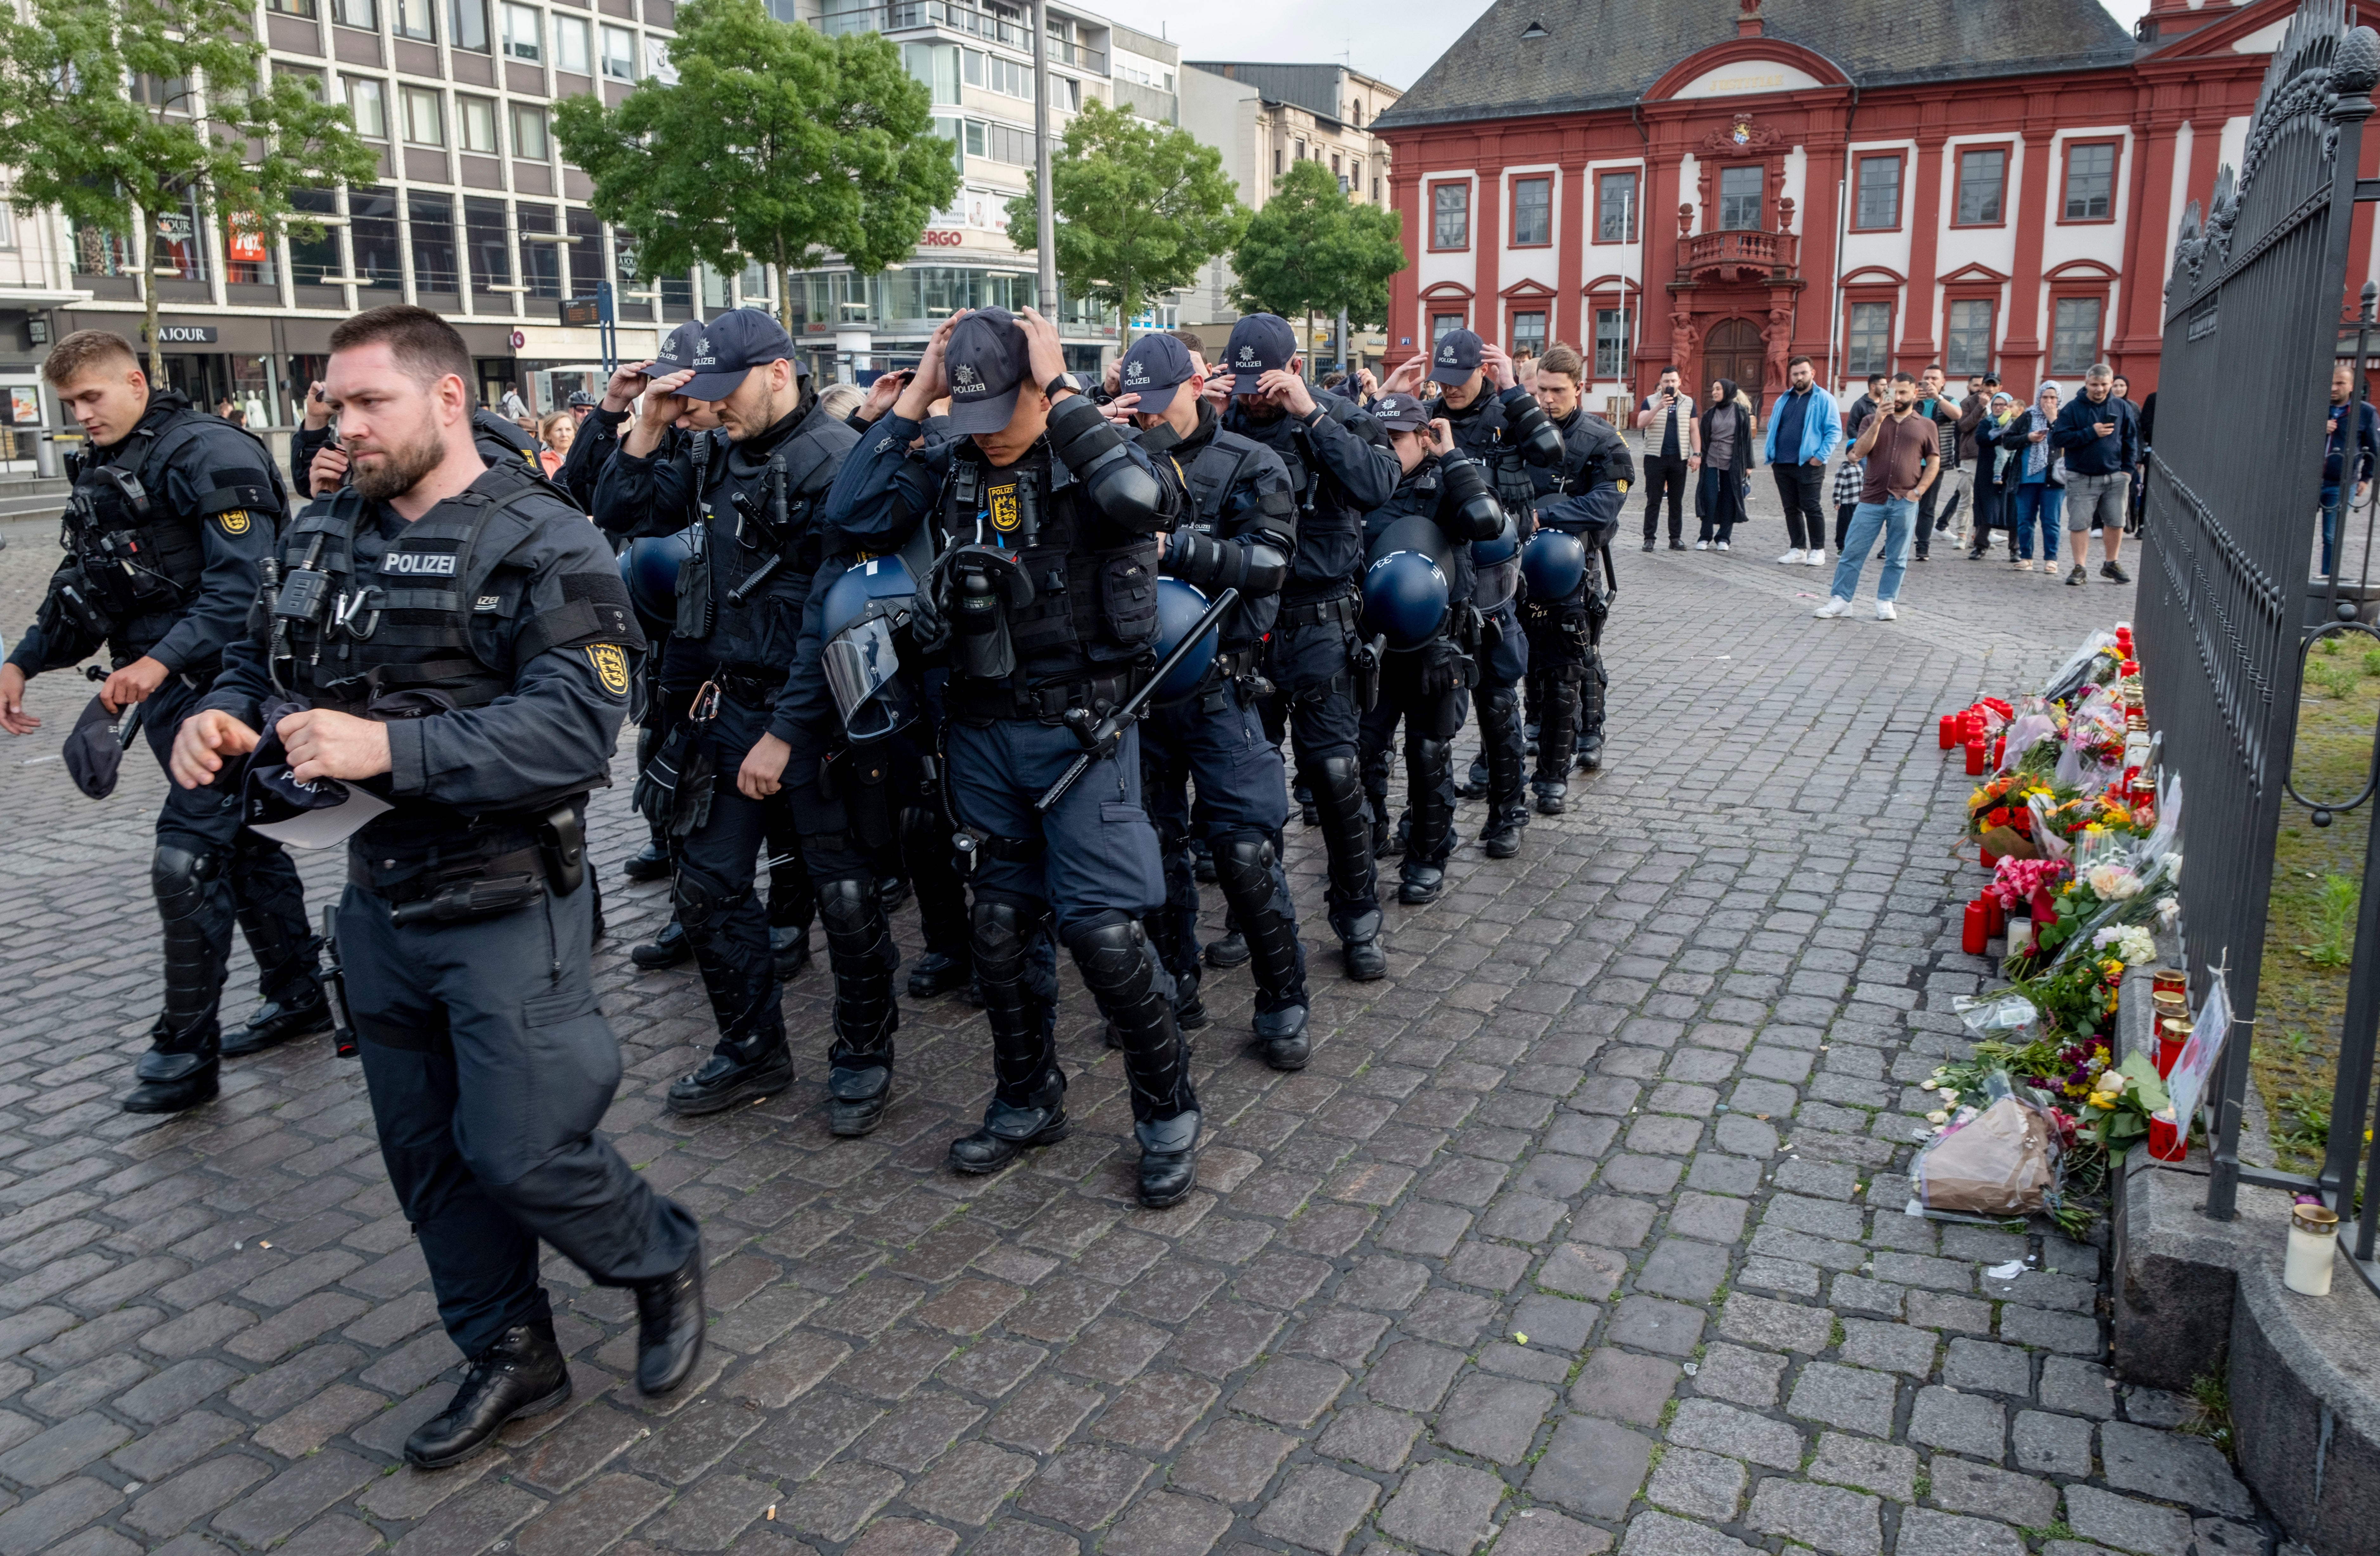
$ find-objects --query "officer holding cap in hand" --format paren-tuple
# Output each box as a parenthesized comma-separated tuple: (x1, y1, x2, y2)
(822, 305, 1204, 1207)
(1112, 331, 1311, 1071)
(1213, 314, 1401, 983)
(0, 329, 322, 1113)
(168, 305, 704, 1469)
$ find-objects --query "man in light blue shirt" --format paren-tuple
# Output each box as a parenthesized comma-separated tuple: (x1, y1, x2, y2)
(1763, 356, 1842, 565)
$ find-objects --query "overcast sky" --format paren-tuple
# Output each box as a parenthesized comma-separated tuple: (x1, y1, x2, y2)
(1115, 0, 2152, 94)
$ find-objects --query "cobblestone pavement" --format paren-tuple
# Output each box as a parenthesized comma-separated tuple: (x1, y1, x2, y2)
(0, 498, 2270, 1556)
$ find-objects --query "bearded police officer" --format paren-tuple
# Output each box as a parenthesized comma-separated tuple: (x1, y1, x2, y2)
(0, 331, 322, 1112)
(1112, 332, 1311, 1069)
(1521, 343, 1630, 807)
(823, 306, 1203, 1206)
(597, 345, 815, 983)
(1357, 394, 1505, 903)
(1214, 315, 1400, 982)
(594, 313, 876, 1125)
(1421, 330, 1562, 858)
(169, 305, 704, 1466)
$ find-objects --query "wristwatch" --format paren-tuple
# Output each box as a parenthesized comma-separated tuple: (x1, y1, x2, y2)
(1045, 372, 1078, 400)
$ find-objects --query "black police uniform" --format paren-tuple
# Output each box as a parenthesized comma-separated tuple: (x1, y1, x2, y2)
(1357, 447, 1505, 902)
(1522, 407, 1631, 807)
(823, 355, 1201, 1207)
(1442, 379, 1562, 853)
(593, 384, 864, 1122)
(196, 458, 704, 1454)
(607, 425, 815, 977)
(1226, 387, 1399, 980)
(7, 389, 319, 1108)
(1137, 401, 1309, 1064)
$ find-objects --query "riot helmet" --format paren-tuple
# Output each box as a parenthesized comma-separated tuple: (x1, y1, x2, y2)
(1521, 529, 1587, 601)
(1151, 577, 1221, 704)
(819, 556, 921, 742)
(1362, 550, 1450, 651)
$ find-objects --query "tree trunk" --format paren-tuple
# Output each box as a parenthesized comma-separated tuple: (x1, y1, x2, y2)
(138, 198, 163, 388)
(773, 237, 792, 333)
(1305, 310, 1315, 375)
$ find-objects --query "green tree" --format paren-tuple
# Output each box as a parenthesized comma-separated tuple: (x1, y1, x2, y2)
(554, 0, 955, 332)
(1231, 157, 1406, 363)
(1006, 100, 1244, 344)
(0, 0, 377, 383)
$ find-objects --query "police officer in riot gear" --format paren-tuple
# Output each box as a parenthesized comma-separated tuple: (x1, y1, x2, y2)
(0, 331, 322, 1112)
(1112, 332, 1310, 1068)
(1417, 330, 1563, 857)
(1356, 394, 1507, 903)
(594, 313, 872, 1125)
(1522, 344, 1630, 805)
(170, 305, 704, 1465)
(823, 306, 1202, 1207)
(1214, 315, 1401, 982)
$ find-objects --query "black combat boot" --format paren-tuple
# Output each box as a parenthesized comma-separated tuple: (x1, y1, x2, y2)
(632, 1239, 705, 1395)
(819, 877, 899, 1137)
(948, 1067, 1070, 1174)
(632, 919, 692, 969)
(404, 1324, 570, 1469)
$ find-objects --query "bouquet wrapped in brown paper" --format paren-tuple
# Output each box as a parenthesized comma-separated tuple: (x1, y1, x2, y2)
(1915, 1095, 2061, 1216)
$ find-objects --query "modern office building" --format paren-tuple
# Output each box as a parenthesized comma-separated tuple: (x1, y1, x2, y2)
(0, 0, 1164, 454)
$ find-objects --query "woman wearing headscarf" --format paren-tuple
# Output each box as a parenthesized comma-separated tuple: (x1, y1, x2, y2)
(1695, 377, 1758, 550)
(1965, 390, 2021, 561)
(2002, 382, 2067, 571)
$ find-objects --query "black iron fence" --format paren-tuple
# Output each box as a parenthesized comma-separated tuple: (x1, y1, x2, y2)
(2137, 0, 2380, 1235)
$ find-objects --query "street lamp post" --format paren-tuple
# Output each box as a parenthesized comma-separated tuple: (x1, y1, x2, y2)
(1030, 0, 1058, 325)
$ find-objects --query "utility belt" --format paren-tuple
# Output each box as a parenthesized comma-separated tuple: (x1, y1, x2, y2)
(1179, 647, 1269, 713)
(951, 670, 1138, 726)
(1277, 591, 1360, 631)
(714, 665, 782, 710)
(953, 826, 1046, 872)
(346, 805, 587, 927)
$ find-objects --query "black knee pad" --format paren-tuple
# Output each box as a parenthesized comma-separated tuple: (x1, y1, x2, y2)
(152, 844, 215, 924)
(1214, 831, 1276, 894)
(1482, 687, 1519, 722)
(971, 894, 1036, 980)
(1062, 911, 1153, 998)
(817, 874, 878, 938)
(671, 863, 746, 935)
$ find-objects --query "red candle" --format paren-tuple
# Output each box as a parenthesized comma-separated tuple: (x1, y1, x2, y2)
(1983, 894, 2005, 936)
(1940, 714, 1957, 749)
(2031, 886, 2056, 922)
(1962, 901, 1989, 955)
(1965, 739, 1986, 775)
(2147, 1112, 2186, 1162)
(2156, 1034, 2185, 1080)
(1991, 736, 2005, 766)
(1980, 847, 1998, 870)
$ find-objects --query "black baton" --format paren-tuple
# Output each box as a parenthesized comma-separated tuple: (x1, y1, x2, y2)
(1037, 586, 1240, 815)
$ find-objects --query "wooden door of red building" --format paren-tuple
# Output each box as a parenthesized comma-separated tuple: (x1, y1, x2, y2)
(1703, 318, 1763, 395)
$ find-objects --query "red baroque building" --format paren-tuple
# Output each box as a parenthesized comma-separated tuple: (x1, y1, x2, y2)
(1371, 0, 2330, 405)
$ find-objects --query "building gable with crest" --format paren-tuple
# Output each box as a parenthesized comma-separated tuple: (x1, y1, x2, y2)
(1370, 0, 2350, 407)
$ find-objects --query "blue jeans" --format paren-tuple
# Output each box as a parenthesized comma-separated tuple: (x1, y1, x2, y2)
(2009, 483, 2064, 561)
(1829, 498, 1917, 604)
(2322, 484, 2341, 577)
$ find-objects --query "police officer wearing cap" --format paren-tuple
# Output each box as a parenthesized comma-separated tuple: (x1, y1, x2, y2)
(1520, 343, 1630, 808)
(1112, 331, 1311, 1069)
(0, 330, 322, 1112)
(1402, 329, 1562, 858)
(1355, 393, 1505, 903)
(1212, 315, 1400, 982)
(599, 335, 816, 982)
(823, 306, 1202, 1207)
(594, 311, 874, 1125)
(169, 305, 704, 1466)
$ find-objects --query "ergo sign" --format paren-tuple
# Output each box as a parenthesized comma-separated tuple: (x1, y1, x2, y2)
(919, 230, 965, 247)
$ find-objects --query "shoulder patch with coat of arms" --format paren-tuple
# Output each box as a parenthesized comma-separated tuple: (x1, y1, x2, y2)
(216, 509, 251, 535)
(585, 643, 631, 697)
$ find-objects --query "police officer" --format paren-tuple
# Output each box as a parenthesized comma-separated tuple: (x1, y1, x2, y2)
(1213, 316, 1400, 982)
(0, 331, 321, 1112)
(1356, 394, 1505, 903)
(169, 305, 703, 1465)
(593, 313, 875, 1126)
(1520, 343, 1630, 808)
(1111, 332, 1310, 1068)
(823, 306, 1201, 1207)
(1414, 330, 1562, 858)
(601, 371, 815, 982)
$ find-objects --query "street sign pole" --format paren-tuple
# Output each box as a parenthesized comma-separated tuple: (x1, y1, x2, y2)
(597, 280, 617, 377)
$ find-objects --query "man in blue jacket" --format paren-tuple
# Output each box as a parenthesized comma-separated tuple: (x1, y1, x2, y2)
(1763, 356, 1843, 565)
(2323, 361, 2379, 578)
(2048, 363, 2138, 586)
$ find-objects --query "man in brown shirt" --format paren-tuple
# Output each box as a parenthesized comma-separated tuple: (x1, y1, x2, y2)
(1819, 371, 1938, 621)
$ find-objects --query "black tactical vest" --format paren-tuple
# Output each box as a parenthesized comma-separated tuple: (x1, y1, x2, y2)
(67, 404, 283, 634)
(1233, 396, 1375, 602)
(686, 402, 856, 672)
(267, 464, 609, 717)
(938, 443, 1161, 702)
(1178, 428, 1284, 650)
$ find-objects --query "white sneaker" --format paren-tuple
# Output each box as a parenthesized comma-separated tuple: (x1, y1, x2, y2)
(1805, 551, 1827, 566)
(1777, 549, 1803, 565)
(1876, 601, 1897, 621)
(1716, 541, 1730, 552)
(1814, 596, 1851, 619)
(1696, 540, 1709, 550)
